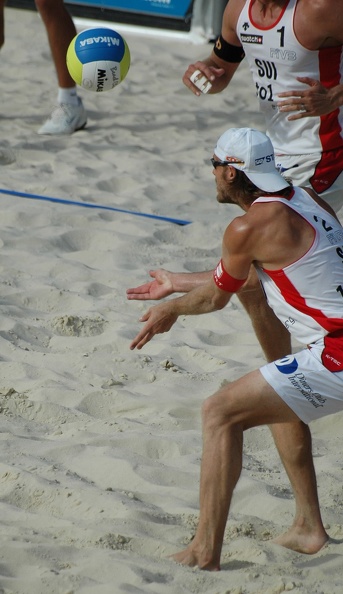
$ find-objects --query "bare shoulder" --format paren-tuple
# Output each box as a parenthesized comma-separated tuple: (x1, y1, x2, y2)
(223, 200, 313, 270)
(242, 200, 293, 245)
(221, 204, 289, 271)
(222, 0, 247, 40)
(223, 208, 265, 254)
(300, 0, 343, 45)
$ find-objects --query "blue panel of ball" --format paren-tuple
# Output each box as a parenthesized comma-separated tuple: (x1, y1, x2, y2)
(75, 28, 125, 64)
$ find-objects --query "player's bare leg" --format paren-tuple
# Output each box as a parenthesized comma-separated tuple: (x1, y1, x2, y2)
(35, 0, 76, 87)
(272, 421, 328, 553)
(237, 268, 327, 552)
(170, 371, 319, 570)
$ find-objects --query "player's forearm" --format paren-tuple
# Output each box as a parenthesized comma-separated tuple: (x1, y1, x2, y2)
(170, 270, 214, 293)
(206, 56, 239, 94)
(172, 281, 230, 317)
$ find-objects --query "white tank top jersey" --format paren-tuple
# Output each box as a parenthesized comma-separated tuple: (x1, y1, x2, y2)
(236, 0, 343, 156)
(254, 188, 343, 360)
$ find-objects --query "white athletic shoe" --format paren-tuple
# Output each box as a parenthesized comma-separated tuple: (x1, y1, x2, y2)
(38, 98, 87, 135)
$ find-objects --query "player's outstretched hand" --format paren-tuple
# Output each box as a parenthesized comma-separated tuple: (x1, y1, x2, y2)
(127, 269, 174, 301)
(130, 304, 178, 350)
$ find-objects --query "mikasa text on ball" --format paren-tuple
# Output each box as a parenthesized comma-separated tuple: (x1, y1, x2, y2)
(67, 27, 130, 92)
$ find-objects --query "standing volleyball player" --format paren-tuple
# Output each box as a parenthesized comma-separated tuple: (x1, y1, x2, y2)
(184, 0, 343, 212)
(0, 0, 87, 134)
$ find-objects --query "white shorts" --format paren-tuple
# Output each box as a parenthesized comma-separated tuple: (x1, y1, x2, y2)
(275, 151, 343, 214)
(260, 342, 343, 424)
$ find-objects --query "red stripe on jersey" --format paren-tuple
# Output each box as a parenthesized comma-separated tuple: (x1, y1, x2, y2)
(318, 45, 342, 151)
(310, 46, 343, 193)
(322, 329, 343, 372)
(310, 146, 343, 193)
(264, 268, 343, 333)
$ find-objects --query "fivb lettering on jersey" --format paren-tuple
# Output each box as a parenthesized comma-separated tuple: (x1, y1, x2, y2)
(80, 36, 121, 48)
(270, 48, 297, 61)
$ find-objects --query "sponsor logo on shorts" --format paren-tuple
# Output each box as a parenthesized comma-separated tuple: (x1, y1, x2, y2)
(274, 357, 328, 410)
(287, 372, 326, 409)
(274, 355, 298, 374)
(240, 33, 263, 45)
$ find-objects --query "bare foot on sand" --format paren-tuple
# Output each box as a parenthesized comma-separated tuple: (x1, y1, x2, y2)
(273, 526, 329, 554)
(170, 547, 221, 571)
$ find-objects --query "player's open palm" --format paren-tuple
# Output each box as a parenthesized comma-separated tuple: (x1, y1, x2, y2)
(126, 269, 173, 301)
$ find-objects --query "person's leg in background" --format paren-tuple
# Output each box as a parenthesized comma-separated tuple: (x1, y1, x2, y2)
(35, 0, 87, 135)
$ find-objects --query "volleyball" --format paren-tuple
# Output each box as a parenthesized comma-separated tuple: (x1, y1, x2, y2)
(66, 27, 130, 92)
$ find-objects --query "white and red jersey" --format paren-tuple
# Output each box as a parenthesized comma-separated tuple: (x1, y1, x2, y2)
(236, 0, 343, 156)
(254, 188, 343, 360)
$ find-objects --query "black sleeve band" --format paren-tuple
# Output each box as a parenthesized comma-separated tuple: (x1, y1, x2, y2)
(213, 35, 245, 63)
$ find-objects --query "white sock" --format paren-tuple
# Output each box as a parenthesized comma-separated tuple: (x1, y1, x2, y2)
(57, 87, 79, 106)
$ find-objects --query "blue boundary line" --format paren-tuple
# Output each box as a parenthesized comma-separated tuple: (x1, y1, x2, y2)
(0, 188, 192, 226)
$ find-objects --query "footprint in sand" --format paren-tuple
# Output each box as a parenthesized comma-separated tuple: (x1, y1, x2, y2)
(0, 148, 16, 165)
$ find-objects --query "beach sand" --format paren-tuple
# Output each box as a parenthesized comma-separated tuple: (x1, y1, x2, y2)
(0, 6, 343, 593)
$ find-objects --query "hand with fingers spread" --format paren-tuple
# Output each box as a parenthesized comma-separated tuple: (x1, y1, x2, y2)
(277, 77, 340, 120)
(126, 269, 174, 301)
(129, 302, 178, 350)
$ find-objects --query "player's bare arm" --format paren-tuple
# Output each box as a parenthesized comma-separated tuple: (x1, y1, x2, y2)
(126, 269, 214, 301)
(130, 213, 255, 351)
(183, 0, 245, 96)
(129, 279, 232, 350)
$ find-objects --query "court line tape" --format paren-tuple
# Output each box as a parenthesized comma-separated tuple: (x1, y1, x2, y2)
(0, 188, 192, 226)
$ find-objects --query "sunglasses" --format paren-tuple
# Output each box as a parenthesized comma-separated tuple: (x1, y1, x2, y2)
(210, 158, 245, 169)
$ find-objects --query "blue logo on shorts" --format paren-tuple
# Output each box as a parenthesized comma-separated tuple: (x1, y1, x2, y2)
(274, 355, 299, 374)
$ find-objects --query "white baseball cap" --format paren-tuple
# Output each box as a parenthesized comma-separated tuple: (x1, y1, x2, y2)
(214, 128, 289, 192)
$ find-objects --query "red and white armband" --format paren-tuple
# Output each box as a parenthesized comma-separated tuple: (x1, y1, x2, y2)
(213, 259, 247, 293)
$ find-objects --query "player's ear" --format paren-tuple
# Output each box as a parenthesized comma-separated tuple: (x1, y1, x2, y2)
(227, 165, 237, 180)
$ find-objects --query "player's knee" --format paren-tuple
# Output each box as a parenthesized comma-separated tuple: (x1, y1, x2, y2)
(201, 388, 238, 431)
(202, 394, 222, 430)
